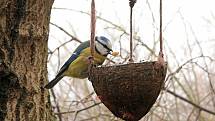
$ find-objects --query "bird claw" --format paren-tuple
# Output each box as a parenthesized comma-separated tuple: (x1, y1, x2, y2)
(87, 56, 94, 64)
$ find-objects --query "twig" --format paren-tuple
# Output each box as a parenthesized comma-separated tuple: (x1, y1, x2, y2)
(166, 89, 215, 116)
(48, 39, 80, 62)
(52, 7, 156, 58)
(52, 7, 128, 34)
(165, 55, 214, 83)
(50, 89, 63, 121)
(79, 113, 115, 121)
(57, 48, 60, 72)
(50, 22, 82, 43)
(54, 102, 102, 115)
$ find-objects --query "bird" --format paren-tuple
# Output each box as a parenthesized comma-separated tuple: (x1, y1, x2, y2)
(44, 36, 118, 89)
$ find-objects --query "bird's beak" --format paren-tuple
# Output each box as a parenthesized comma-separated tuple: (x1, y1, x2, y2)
(110, 51, 119, 56)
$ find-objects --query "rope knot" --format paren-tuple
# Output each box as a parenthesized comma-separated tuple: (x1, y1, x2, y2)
(129, 0, 136, 8)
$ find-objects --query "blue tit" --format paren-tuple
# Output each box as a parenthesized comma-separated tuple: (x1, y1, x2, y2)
(45, 36, 115, 89)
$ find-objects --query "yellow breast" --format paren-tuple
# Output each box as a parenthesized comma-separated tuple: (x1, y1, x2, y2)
(64, 48, 106, 78)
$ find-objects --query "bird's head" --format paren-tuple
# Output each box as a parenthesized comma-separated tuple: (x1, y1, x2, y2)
(95, 36, 113, 56)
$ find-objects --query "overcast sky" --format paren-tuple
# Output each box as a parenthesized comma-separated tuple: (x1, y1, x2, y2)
(48, 0, 215, 78)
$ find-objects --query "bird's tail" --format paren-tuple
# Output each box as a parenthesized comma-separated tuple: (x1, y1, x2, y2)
(44, 75, 64, 89)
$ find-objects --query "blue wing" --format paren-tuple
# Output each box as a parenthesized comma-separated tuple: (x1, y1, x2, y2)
(55, 41, 90, 77)
(44, 41, 90, 89)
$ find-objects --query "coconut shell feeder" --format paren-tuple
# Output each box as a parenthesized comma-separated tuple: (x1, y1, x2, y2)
(88, 0, 167, 121)
(89, 62, 167, 121)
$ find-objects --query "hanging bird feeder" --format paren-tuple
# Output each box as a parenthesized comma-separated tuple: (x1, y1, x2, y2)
(88, 0, 167, 121)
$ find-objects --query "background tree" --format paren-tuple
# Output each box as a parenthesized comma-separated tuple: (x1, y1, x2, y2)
(48, 0, 215, 121)
(0, 0, 55, 120)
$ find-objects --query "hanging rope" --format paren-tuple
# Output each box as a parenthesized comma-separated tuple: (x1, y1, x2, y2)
(88, 0, 96, 79)
(90, 0, 96, 58)
(128, 0, 136, 63)
(159, 0, 163, 57)
(156, 0, 165, 67)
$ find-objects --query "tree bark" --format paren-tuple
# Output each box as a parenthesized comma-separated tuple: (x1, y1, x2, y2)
(0, 0, 55, 121)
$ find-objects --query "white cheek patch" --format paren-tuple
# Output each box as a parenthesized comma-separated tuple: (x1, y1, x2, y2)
(95, 41, 109, 55)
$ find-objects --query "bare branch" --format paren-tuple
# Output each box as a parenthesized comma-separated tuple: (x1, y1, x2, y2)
(50, 22, 82, 43)
(54, 102, 102, 115)
(166, 89, 215, 116)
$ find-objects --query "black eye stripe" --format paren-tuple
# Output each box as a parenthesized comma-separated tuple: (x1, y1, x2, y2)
(96, 40, 112, 51)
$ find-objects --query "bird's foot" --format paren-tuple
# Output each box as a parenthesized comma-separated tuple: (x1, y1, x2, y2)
(87, 56, 94, 64)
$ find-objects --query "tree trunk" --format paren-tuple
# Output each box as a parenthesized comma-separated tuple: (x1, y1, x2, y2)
(0, 0, 55, 121)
